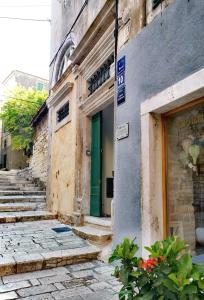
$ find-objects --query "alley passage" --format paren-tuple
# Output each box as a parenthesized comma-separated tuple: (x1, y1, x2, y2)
(0, 170, 119, 299)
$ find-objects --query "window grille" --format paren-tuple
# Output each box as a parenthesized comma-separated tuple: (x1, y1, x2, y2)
(88, 54, 114, 96)
(57, 102, 69, 123)
(152, 0, 162, 9)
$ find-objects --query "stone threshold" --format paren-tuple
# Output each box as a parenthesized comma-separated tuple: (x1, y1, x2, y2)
(0, 246, 100, 276)
(73, 226, 112, 243)
(84, 216, 111, 228)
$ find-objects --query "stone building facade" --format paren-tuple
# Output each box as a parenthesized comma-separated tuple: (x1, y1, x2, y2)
(48, 0, 115, 224)
(48, 0, 204, 258)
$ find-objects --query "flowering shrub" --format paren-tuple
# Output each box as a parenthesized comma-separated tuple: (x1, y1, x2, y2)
(109, 237, 204, 299)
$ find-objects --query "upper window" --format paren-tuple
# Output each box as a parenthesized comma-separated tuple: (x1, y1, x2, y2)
(88, 54, 114, 96)
(57, 102, 69, 123)
(152, 0, 163, 9)
(57, 44, 74, 81)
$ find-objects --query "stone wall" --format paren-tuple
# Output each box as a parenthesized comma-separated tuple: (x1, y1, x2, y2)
(29, 115, 48, 186)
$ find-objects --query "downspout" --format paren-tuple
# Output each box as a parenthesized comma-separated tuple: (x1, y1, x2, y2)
(112, 0, 119, 232)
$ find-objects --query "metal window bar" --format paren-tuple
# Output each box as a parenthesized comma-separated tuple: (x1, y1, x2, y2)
(88, 54, 114, 96)
(57, 102, 69, 123)
(152, 0, 162, 9)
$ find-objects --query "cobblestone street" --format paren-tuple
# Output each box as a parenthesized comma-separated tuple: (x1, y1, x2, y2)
(0, 220, 88, 257)
(0, 261, 119, 299)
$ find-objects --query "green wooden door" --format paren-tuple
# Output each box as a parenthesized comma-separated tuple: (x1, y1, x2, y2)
(90, 112, 101, 216)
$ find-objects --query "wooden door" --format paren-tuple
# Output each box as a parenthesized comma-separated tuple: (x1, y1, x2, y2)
(90, 112, 102, 216)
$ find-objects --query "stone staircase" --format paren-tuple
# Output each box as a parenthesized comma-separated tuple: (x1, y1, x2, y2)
(73, 216, 112, 262)
(0, 170, 100, 276)
(0, 170, 57, 223)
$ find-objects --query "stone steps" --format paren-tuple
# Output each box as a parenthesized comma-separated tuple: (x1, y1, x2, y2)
(0, 219, 100, 276)
(73, 217, 112, 262)
(84, 216, 111, 229)
(73, 225, 112, 244)
(0, 171, 50, 223)
(0, 186, 21, 190)
(0, 185, 41, 191)
(0, 211, 57, 223)
(0, 202, 47, 212)
(0, 245, 100, 276)
(0, 171, 101, 276)
(0, 190, 46, 196)
(0, 195, 46, 203)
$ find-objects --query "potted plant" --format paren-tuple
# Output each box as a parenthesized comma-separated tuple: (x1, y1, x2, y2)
(109, 236, 204, 299)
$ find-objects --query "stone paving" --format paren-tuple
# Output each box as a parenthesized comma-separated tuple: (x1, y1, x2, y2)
(0, 260, 120, 299)
(0, 220, 100, 275)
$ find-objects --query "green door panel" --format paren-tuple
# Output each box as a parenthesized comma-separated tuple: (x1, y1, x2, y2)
(90, 112, 101, 217)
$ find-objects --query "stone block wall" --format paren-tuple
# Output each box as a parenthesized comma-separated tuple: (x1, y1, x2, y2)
(29, 116, 48, 186)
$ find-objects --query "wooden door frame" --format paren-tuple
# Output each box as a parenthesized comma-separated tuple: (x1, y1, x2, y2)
(161, 96, 204, 239)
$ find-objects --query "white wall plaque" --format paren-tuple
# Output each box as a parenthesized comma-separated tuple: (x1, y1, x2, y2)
(116, 122, 129, 140)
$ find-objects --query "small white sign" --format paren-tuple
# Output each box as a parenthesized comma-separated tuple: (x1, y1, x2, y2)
(116, 122, 129, 140)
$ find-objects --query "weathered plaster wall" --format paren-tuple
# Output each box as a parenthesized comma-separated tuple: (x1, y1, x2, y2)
(29, 116, 48, 185)
(48, 75, 77, 217)
(114, 0, 204, 247)
(50, 0, 107, 62)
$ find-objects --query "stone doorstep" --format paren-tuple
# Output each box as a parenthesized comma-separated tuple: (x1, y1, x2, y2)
(0, 246, 100, 276)
(0, 211, 57, 223)
(73, 226, 112, 243)
(84, 216, 111, 229)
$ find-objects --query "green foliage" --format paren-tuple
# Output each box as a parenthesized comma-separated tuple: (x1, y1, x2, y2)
(0, 86, 48, 150)
(109, 237, 204, 300)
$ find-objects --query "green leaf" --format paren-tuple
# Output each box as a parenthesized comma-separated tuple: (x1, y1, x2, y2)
(198, 278, 204, 290)
(163, 279, 178, 292)
(0, 86, 47, 150)
(182, 284, 197, 295)
(168, 273, 179, 286)
(179, 253, 192, 276)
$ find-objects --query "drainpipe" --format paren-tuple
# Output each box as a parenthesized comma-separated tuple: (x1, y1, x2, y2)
(112, 0, 119, 232)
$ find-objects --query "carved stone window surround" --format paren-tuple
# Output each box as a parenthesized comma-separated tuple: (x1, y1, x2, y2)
(79, 76, 114, 116)
(47, 82, 73, 132)
(47, 82, 73, 108)
(80, 22, 115, 80)
(76, 22, 115, 111)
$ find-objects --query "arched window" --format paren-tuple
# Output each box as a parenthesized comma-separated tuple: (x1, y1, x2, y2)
(53, 38, 75, 86)
(57, 43, 75, 81)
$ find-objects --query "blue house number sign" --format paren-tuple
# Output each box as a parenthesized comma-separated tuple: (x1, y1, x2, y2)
(117, 56, 126, 106)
